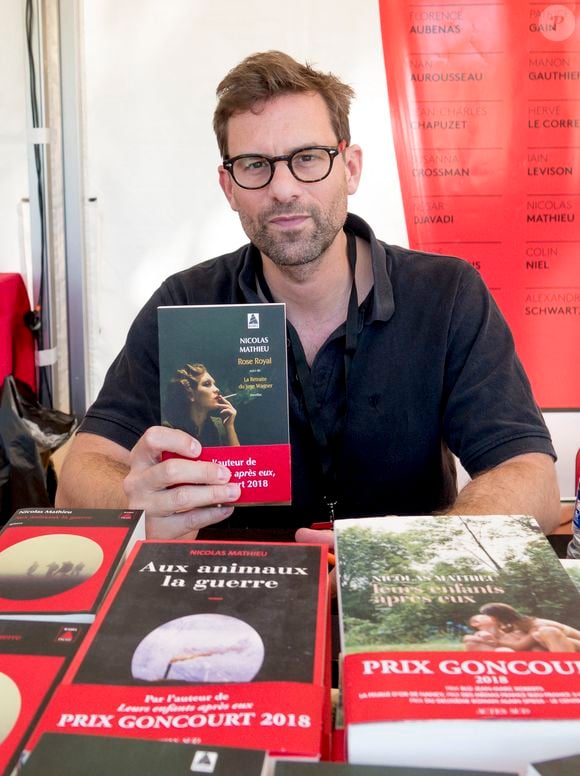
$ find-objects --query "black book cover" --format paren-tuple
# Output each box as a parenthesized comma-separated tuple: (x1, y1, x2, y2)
(21, 732, 268, 775)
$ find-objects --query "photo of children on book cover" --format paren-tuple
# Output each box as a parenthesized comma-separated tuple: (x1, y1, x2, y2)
(72, 542, 324, 686)
(336, 514, 580, 653)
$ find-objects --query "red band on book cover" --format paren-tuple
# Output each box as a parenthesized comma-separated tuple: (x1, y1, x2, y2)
(344, 650, 580, 723)
(0, 655, 67, 775)
(31, 681, 324, 758)
(162, 444, 291, 504)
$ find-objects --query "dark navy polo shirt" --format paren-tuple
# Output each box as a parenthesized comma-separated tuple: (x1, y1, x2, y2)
(80, 214, 555, 528)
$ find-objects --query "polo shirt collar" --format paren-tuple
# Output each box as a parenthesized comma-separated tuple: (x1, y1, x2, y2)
(344, 212, 394, 324)
(238, 212, 395, 324)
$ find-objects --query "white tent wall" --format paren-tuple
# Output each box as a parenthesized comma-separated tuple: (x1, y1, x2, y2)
(0, 0, 578, 497)
(80, 0, 406, 401)
(0, 1, 29, 278)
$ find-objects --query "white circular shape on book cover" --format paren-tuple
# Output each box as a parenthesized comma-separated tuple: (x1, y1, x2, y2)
(131, 613, 265, 683)
(0, 673, 21, 744)
(0, 534, 104, 600)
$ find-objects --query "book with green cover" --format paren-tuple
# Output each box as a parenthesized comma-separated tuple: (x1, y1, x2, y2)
(334, 514, 580, 773)
(158, 303, 290, 505)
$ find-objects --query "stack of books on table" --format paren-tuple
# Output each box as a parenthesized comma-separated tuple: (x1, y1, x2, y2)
(334, 514, 580, 775)
(6, 507, 580, 774)
(0, 507, 144, 773)
(0, 619, 88, 775)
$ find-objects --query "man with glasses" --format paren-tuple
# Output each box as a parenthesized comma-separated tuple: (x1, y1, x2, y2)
(56, 51, 560, 538)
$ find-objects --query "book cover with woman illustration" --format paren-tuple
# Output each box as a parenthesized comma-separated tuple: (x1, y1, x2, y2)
(334, 514, 580, 773)
(158, 303, 290, 505)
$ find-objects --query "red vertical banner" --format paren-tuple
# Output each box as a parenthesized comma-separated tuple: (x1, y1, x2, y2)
(379, 0, 580, 409)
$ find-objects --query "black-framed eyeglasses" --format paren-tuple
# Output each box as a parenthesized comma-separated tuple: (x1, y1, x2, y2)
(223, 145, 343, 190)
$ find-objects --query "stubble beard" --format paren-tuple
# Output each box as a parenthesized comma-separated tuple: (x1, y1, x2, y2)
(239, 193, 348, 270)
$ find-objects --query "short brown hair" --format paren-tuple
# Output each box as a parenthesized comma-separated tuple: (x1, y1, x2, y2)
(213, 50, 355, 158)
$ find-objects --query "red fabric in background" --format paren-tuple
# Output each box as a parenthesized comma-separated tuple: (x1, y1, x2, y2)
(0, 273, 36, 393)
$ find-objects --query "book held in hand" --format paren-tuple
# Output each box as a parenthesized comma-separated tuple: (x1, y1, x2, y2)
(335, 514, 580, 774)
(158, 303, 291, 505)
(32, 540, 329, 760)
(0, 619, 87, 776)
(0, 508, 145, 623)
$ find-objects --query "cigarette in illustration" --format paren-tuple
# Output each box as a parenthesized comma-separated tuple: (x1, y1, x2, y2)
(162, 641, 248, 679)
(221, 393, 237, 399)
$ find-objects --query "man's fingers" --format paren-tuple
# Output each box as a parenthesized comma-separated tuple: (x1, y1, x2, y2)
(295, 528, 337, 598)
(130, 426, 201, 470)
(156, 457, 232, 489)
(167, 483, 241, 514)
(295, 527, 335, 548)
(124, 425, 242, 529)
(127, 482, 241, 517)
(146, 505, 235, 539)
(125, 454, 234, 499)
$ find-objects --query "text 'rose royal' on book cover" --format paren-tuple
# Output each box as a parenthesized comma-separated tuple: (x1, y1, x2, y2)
(158, 303, 291, 505)
(0, 620, 87, 776)
(31, 541, 329, 760)
(0, 508, 145, 623)
(335, 515, 580, 774)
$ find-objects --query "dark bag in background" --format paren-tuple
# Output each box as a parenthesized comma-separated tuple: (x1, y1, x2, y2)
(0, 375, 77, 525)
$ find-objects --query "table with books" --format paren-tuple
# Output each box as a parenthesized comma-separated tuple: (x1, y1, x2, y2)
(2, 509, 580, 775)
